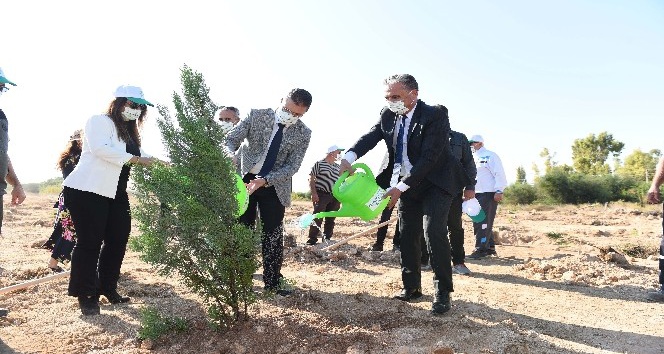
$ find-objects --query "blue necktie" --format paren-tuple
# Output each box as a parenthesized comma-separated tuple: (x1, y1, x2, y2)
(258, 123, 285, 177)
(390, 116, 406, 186)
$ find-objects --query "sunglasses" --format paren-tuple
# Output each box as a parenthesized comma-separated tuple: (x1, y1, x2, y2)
(126, 100, 147, 110)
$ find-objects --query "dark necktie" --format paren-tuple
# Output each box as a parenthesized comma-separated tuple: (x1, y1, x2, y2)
(394, 116, 405, 164)
(390, 116, 406, 186)
(258, 123, 285, 177)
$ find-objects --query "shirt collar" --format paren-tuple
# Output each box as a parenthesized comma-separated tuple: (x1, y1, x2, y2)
(404, 101, 417, 120)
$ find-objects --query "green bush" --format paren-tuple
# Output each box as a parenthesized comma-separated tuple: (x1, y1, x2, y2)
(138, 306, 188, 341)
(536, 167, 641, 204)
(291, 191, 311, 201)
(131, 65, 261, 329)
(503, 183, 537, 205)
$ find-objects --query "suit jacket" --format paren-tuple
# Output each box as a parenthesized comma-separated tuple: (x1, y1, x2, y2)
(449, 130, 477, 191)
(225, 108, 311, 207)
(348, 100, 469, 196)
(64, 114, 151, 199)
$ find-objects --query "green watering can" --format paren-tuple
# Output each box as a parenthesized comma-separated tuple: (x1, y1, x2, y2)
(235, 173, 249, 216)
(299, 163, 390, 228)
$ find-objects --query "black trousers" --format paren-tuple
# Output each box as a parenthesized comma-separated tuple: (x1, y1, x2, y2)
(473, 192, 498, 250)
(448, 193, 466, 265)
(308, 190, 340, 239)
(240, 174, 285, 290)
(63, 187, 131, 297)
(398, 179, 453, 293)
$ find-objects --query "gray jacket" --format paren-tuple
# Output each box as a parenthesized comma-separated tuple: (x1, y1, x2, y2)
(225, 108, 311, 207)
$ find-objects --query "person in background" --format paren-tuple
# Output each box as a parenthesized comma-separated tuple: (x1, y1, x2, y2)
(225, 88, 313, 296)
(646, 155, 664, 302)
(446, 130, 476, 274)
(371, 153, 401, 252)
(0, 67, 26, 318)
(63, 85, 158, 315)
(339, 74, 469, 315)
(214, 106, 240, 134)
(306, 145, 343, 245)
(467, 134, 506, 259)
(42, 130, 83, 272)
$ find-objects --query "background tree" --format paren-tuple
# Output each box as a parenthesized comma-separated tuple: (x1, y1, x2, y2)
(516, 166, 527, 184)
(131, 65, 260, 328)
(539, 148, 557, 174)
(571, 132, 624, 175)
(616, 148, 661, 181)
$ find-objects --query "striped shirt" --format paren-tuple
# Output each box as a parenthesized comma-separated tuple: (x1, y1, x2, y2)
(310, 160, 340, 193)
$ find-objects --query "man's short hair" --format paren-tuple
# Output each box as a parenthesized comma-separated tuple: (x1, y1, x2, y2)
(384, 74, 419, 91)
(287, 88, 312, 108)
(219, 106, 240, 117)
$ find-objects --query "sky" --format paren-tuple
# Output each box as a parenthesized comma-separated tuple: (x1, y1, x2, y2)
(2, 0, 663, 192)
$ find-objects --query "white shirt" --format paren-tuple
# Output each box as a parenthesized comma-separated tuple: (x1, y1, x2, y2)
(472, 146, 507, 193)
(343, 103, 417, 192)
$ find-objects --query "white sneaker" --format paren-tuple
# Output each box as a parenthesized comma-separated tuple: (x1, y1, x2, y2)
(453, 263, 471, 275)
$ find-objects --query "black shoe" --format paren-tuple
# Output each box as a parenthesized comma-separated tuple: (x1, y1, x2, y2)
(305, 238, 318, 246)
(49, 266, 64, 273)
(487, 248, 498, 256)
(371, 243, 384, 251)
(468, 249, 488, 259)
(264, 286, 293, 297)
(78, 296, 101, 316)
(100, 290, 130, 304)
(431, 291, 451, 315)
(393, 288, 423, 301)
(275, 289, 293, 297)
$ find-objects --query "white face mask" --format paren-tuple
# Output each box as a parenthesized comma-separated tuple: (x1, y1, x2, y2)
(218, 121, 235, 134)
(387, 100, 409, 115)
(387, 90, 415, 115)
(275, 107, 300, 126)
(121, 107, 142, 121)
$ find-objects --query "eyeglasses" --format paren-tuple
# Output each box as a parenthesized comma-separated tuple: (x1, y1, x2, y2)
(0, 85, 8, 93)
(127, 100, 147, 110)
(282, 106, 304, 118)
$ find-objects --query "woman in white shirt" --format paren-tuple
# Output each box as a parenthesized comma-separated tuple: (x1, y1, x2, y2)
(63, 85, 157, 316)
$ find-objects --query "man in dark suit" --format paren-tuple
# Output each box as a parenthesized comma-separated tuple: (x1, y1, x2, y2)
(225, 88, 313, 296)
(340, 74, 468, 314)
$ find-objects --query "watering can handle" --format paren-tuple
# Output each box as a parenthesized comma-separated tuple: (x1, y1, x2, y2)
(332, 162, 375, 196)
(351, 163, 374, 180)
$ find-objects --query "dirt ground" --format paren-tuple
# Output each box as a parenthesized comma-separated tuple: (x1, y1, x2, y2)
(1, 193, 663, 354)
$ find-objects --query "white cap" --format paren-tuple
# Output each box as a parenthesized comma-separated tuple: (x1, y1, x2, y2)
(113, 85, 154, 106)
(0, 67, 17, 86)
(326, 145, 344, 154)
(469, 135, 484, 143)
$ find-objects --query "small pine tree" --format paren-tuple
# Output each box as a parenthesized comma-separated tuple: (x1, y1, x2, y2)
(516, 166, 527, 184)
(131, 65, 260, 328)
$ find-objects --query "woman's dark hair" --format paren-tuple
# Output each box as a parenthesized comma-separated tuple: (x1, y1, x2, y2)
(105, 97, 146, 146)
(57, 139, 82, 171)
